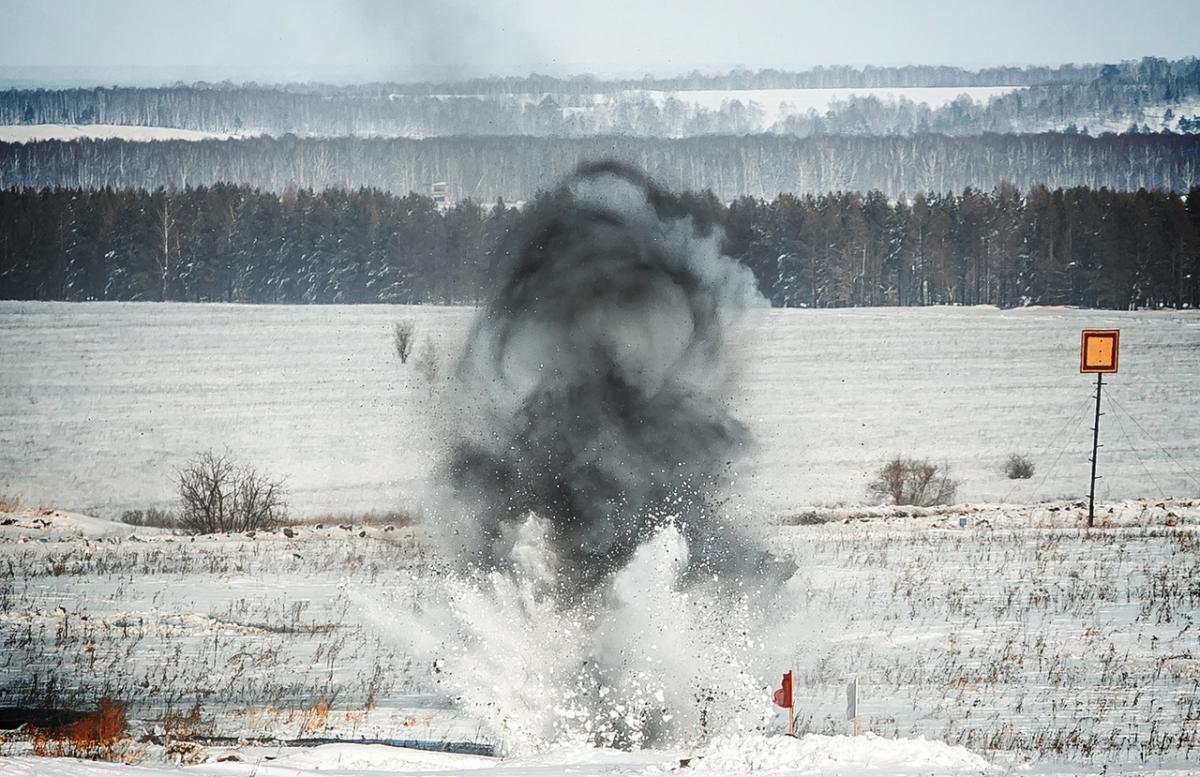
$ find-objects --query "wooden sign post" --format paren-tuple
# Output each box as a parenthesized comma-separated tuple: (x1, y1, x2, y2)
(1080, 330, 1119, 528)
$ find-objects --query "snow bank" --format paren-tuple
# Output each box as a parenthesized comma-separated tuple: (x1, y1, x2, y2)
(0, 124, 255, 143)
(0, 508, 165, 538)
(687, 732, 993, 775)
(269, 742, 495, 771)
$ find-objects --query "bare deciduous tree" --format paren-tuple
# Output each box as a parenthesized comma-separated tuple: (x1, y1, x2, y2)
(176, 450, 286, 534)
(393, 320, 415, 364)
(867, 456, 959, 507)
(151, 192, 174, 301)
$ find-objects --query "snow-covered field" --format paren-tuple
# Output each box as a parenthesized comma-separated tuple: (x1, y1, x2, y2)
(1, 302, 1198, 775)
(1, 302, 1196, 518)
(0, 500, 1197, 775)
(0, 735, 996, 777)
(0, 125, 257, 143)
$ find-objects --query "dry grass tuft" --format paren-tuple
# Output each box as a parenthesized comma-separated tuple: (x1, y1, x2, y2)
(30, 698, 127, 760)
(300, 699, 330, 734)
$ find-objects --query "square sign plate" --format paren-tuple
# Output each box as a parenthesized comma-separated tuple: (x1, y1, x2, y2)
(1080, 329, 1119, 373)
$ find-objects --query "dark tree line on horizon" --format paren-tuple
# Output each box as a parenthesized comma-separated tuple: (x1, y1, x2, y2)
(3, 132, 1199, 202)
(2, 183, 1197, 310)
(2, 57, 1196, 138)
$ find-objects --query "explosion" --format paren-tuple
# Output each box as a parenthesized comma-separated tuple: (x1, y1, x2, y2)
(386, 163, 797, 753)
(446, 161, 768, 589)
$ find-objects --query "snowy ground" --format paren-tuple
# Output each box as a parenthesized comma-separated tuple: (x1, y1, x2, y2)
(1, 302, 1198, 775)
(0, 501, 1197, 775)
(0, 735, 1001, 776)
(0, 125, 258, 143)
(1, 302, 1196, 518)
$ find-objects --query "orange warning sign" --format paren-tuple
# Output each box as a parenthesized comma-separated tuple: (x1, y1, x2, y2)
(1080, 329, 1119, 373)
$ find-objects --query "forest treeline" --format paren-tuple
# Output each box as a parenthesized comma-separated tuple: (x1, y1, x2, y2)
(2, 57, 1197, 138)
(3, 133, 1199, 202)
(3, 183, 1197, 310)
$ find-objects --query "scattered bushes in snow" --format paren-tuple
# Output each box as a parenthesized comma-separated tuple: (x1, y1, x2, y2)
(867, 456, 959, 507)
(393, 320, 415, 364)
(176, 450, 287, 534)
(415, 338, 439, 385)
(1005, 453, 1036, 480)
(0, 493, 19, 512)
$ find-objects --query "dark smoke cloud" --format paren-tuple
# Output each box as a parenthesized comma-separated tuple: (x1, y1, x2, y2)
(446, 162, 767, 587)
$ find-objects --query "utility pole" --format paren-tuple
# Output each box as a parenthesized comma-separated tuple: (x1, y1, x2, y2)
(1088, 372, 1103, 528)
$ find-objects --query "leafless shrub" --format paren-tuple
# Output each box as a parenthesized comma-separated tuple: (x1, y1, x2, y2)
(176, 450, 286, 534)
(0, 493, 20, 512)
(1005, 453, 1036, 480)
(393, 320, 416, 364)
(868, 456, 959, 507)
(415, 337, 438, 384)
(784, 510, 833, 526)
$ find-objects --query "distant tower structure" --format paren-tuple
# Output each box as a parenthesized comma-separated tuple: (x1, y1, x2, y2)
(430, 181, 452, 210)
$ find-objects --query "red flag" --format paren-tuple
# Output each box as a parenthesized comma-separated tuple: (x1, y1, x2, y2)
(772, 671, 793, 709)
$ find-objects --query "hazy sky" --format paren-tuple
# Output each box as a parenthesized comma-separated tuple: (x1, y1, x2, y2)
(2, 0, 1197, 84)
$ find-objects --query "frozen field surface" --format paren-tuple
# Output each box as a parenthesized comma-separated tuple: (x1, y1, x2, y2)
(0, 500, 1197, 774)
(0, 302, 1196, 517)
(0, 735, 1000, 776)
(1, 302, 1198, 774)
(0, 125, 257, 143)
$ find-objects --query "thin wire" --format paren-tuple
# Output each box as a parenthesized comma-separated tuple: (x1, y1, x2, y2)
(1012, 395, 1099, 503)
(1104, 391, 1166, 498)
(1106, 389, 1200, 492)
(1008, 395, 1094, 503)
(1003, 395, 1099, 503)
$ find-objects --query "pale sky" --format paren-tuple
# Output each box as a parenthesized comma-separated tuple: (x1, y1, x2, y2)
(1, 0, 1197, 85)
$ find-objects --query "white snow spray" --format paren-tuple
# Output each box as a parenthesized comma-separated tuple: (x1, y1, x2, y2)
(381, 163, 803, 754)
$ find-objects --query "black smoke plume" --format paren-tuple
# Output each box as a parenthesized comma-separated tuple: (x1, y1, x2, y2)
(447, 162, 765, 587)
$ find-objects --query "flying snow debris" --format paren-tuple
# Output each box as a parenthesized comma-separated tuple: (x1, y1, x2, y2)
(448, 162, 766, 586)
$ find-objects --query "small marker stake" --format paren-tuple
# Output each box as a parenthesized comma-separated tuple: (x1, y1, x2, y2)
(773, 670, 794, 736)
(846, 675, 859, 736)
